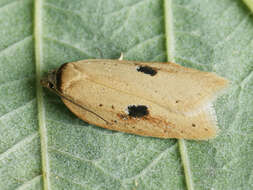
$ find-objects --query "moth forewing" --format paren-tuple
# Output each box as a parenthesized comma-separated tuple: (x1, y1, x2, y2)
(62, 98, 218, 140)
(42, 59, 228, 140)
(65, 60, 228, 115)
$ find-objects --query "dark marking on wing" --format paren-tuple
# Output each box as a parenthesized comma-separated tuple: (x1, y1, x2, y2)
(56, 62, 69, 92)
(136, 65, 157, 76)
(127, 105, 149, 118)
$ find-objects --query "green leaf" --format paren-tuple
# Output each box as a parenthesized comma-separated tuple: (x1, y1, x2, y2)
(243, 0, 253, 12)
(0, 0, 252, 189)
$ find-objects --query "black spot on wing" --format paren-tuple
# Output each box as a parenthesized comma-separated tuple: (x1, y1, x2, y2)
(136, 65, 157, 76)
(127, 105, 149, 118)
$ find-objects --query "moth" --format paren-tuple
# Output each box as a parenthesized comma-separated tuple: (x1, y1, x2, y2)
(41, 58, 228, 140)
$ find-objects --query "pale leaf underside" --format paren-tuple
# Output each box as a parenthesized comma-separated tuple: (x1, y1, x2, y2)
(0, 0, 252, 190)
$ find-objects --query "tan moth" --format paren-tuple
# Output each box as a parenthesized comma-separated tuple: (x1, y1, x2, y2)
(41, 58, 228, 140)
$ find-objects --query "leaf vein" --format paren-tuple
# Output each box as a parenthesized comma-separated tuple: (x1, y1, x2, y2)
(0, 76, 35, 88)
(213, 12, 251, 49)
(124, 34, 164, 56)
(0, 99, 36, 121)
(110, 7, 132, 38)
(34, 0, 52, 189)
(174, 4, 204, 18)
(0, 132, 39, 161)
(104, 0, 147, 16)
(49, 148, 120, 180)
(150, 53, 166, 61)
(175, 30, 202, 39)
(0, 0, 21, 11)
(43, 2, 81, 17)
(0, 35, 32, 56)
(50, 173, 89, 189)
(174, 55, 208, 67)
(47, 118, 122, 137)
(123, 144, 176, 182)
(240, 71, 253, 88)
(15, 175, 42, 190)
(164, 1, 194, 189)
(44, 36, 96, 58)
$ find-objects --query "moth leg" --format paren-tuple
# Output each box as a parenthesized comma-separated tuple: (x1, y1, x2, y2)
(118, 52, 124, 60)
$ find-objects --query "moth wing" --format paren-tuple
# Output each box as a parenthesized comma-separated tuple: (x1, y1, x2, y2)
(59, 63, 219, 140)
(67, 60, 228, 115)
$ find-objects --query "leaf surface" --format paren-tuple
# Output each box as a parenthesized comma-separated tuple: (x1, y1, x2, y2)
(0, 0, 252, 189)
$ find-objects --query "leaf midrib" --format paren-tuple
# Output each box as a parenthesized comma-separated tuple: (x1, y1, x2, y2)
(34, 0, 194, 189)
(34, 0, 50, 189)
(163, 0, 194, 190)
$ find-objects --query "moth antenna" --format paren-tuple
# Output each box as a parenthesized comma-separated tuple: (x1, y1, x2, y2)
(47, 87, 111, 125)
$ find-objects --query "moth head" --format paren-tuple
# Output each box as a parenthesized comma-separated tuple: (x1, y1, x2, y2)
(40, 70, 57, 90)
